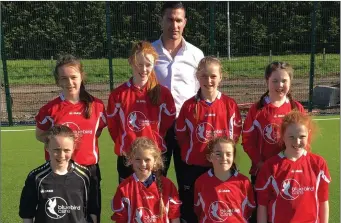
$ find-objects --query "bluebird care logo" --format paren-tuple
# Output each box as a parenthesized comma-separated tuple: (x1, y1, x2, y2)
(45, 197, 81, 219)
(280, 179, 315, 200)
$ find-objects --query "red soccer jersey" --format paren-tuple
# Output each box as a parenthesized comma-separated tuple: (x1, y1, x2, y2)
(242, 96, 305, 175)
(111, 173, 181, 223)
(175, 92, 242, 166)
(107, 79, 176, 156)
(194, 169, 255, 223)
(35, 93, 107, 165)
(255, 151, 331, 223)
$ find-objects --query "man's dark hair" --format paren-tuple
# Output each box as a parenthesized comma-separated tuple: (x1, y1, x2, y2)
(161, 1, 186, 17)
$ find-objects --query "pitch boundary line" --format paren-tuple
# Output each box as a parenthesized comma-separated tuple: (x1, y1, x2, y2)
(1, 117, 339, 132)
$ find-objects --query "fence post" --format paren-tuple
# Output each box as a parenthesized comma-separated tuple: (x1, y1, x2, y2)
(0, 3, 13, 126)
(209, 2, 215, 55)
(308, 2, 317, 112)
(105, 1, 114, 91)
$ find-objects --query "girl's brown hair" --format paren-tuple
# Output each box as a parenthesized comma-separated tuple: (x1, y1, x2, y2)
(129, 41, 161, 105)
(206, 136, 237, 174)
(194, 56, 223, 121)
(44, 125, 77, 147)
(126, 137, 165, 217)
(54, 54, 94, 119)
(280, 111, 315, 152)
(257, 61, 296, 110)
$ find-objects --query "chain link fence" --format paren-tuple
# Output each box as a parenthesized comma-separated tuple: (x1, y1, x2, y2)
(1, 1, 339, 125)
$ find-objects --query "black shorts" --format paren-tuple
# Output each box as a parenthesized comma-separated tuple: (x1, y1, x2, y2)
(86, 163, 102, 222)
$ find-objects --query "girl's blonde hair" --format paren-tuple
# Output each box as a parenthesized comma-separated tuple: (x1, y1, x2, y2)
(129, 41, 161, 105)
(206, 136, 237, 174)
(126, 137, 165, 217)
(194, 56, 223, 121)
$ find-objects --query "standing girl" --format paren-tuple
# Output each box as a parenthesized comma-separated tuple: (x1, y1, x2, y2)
(20, 125, 98, 223)
(35, 55, 107, 221)
(255, 111, 330, 223)
(107, 41, 176, 183)
(111, 137, 181, 223)
(242, 62, 305, 182)
(194, 137, 255, 223)
(176, 56, 242, 222)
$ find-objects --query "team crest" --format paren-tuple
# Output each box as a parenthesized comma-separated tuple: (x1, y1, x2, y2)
(208, 201, 230, 222)
(263, 123, 280, 144)
(127, 111, 149, 132)
(134, 207, 159, 223)
(280, 179, 301, 200)
(196, 122, 215, 143)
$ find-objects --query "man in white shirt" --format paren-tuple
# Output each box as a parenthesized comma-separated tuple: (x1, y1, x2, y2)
(152, 2, 204, 222)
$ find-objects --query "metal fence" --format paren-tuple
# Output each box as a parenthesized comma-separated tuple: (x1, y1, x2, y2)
(1, 1, 340, 125)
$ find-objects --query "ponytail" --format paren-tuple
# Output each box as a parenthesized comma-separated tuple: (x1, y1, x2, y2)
(194, 88, 201, 122)
(147, 70, 161, 105)
(286, 91, 297, 110)
(155, 170, 165, 217)
(256, 90, 269, 110)
(79, 82, 94, 119)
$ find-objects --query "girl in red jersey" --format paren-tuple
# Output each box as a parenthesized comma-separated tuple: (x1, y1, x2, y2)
(107, 41, 176, 183)
(194, 137, 255, 223)
(242, 62, 305, 183)
(176, 56, 242, 222)
(35, 55, 107, 222)
(241, 61, 305, 222)
(111, 137, 181, 223)
(255, 111, 330, 223)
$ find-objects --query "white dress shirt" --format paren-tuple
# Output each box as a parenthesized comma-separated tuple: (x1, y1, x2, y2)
(152, 37, 204, 117)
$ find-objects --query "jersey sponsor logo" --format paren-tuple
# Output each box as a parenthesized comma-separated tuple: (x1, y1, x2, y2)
(263, 123, 280, 144)
(136, 100, 146, 103)
(69, 111, 82, 115)
(274, 114, 285, 118)
(45, 197, 81, 219)
(127, 111, 150, 132)
(62, 122, 93, 136)
(134, 207, 159, 223)
(196, 122, 227, 143)
(205, 113, 216, 117)
(208, 201, 240, 222)
(291, 170, 303, 173)
(143, 196, 154, 200)
(218, 189, 230, 193)
(280, 179, 315, 200)
(41, 189, 54, 193)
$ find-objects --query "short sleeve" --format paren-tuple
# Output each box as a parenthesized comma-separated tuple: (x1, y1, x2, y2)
(255, 163, 273, 206)
(97, 100, 107, 131)
(317, 159, 331, 202)
(19, 173, 38, 219)
(167, 179, 181, 220)
(35, 105, 53, 131)
(111, 187, 128, 223)
(244, 178, 256, 219)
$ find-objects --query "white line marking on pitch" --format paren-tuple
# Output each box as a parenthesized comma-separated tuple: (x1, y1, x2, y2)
(1, 129, 35, 132)
(1, 117, 339, 132)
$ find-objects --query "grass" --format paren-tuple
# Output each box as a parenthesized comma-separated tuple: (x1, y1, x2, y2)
(4, 54, 340, 84)
(1, 116, 339, 223)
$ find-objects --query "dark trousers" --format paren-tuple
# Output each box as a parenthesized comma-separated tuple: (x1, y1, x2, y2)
(164, 122, 183, 184)
(86, 163, 102, 223)
(180, 163, 211, 223)
(249, 175, 258, 223)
